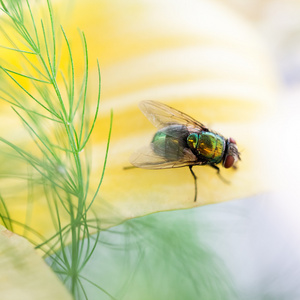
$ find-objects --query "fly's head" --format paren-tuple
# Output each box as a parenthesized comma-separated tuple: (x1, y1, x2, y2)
(223, 137, 241, 169)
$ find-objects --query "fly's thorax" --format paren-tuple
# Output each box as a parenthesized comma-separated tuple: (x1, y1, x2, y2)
(187, 131, 225, 164)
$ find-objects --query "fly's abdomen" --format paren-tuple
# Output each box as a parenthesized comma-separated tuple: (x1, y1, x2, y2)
(187, 131, 225, 164)
(151, 125, 189, 161)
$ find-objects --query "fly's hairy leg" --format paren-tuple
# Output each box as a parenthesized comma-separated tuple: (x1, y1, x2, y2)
(123, 165, 137, 170)
(189, 166, 198, 202)
(209, 164, 230, 184)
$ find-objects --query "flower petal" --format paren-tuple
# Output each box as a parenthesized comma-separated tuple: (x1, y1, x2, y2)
(0, 0, 278, 238)
(66, 0, 278, 227)
(0, 225, 72, 299)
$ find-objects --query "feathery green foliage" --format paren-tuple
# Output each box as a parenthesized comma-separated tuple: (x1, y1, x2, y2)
(0, 0, 112, 297)
(60, 208, 238, 300)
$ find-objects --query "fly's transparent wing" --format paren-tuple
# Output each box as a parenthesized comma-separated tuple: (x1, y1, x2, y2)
(130, 101, 209, 169)
(130, 145, 201, 169)
(139, 100, 208, 130)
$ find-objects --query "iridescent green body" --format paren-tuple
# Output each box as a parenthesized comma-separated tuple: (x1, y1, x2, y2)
(151, 125, 225, 165)
(187, 132, 225, 164)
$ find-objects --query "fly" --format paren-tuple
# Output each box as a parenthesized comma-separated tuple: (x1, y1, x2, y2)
(129, 100, 241, 202)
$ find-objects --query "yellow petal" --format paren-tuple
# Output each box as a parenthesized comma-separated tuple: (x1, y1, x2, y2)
(0, 225, 72, 300)
(68, 0, 278, 227)
(0, 0, 278, 240)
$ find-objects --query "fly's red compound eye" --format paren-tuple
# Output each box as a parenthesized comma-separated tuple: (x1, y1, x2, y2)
(224, 155, 234, 168)
(224, 137, 238, 168)
(229, 137, 236, 144)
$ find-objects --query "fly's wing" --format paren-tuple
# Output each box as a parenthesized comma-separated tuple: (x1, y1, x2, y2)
(130, 145, 202, 169)
(139, 100, 208, 130)
(131, 101, 209, 169)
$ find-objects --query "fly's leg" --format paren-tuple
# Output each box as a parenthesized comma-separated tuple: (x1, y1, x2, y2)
(189, 166, 198, 202)
(209, 164, 230, 184)
(123, 165, 136, 170)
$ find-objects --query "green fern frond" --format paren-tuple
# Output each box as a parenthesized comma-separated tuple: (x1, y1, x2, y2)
(0, 0, 112, 297)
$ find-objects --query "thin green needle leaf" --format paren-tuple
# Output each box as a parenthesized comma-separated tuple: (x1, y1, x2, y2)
(11, 106, 59, 163)
(79, 219, 101, 272)
(0, 136, 73, 194)
(0, 1, 8, 12)
(60, 69, 72, 110)
(10, 11, 37, 51)
(0, 44, 36, 54)
(0, 26, 48, 80)
(77, 279, 89, 300)
(35, 224, 70, 252)
(30, 81, 60, 118)
(80, 60, 101, 151)
(0, 194, 13, 231)
(40, 19, 53, 75)
(84, 110, 113, 215)
(78, 31, 88, 146)
(49, 144, 78, 153)
(43, 183, 60, 232)
(26, 0, 40, 51)
(0, 67, 58, 116)
(68, 123, 81, 153)
(2, 67, 51, 83)
(40, 20, 67, 119)
(79, 275, 117, 300)
(0, 215, 46, 245)
(0, 95, 61, 123)
(52, 185, 72, 215)
(46, 0, 56, 77)
(60, 26, 75, 120)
